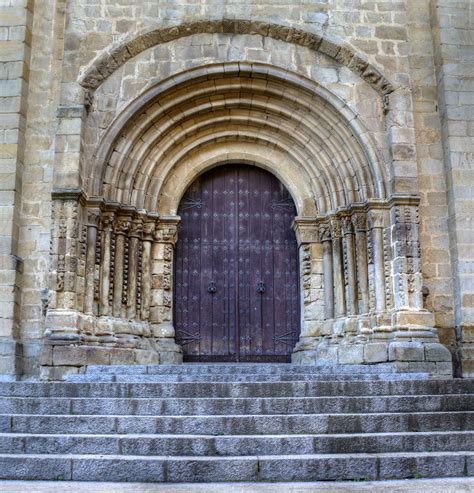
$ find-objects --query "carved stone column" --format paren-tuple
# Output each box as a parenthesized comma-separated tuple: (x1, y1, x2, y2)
(126, 214, 143, 320)
(342, 216, 358, 317)
(99, 211, 114, 317)
(352, 212, 369, 315)
(330, 218, 345, 319)
(151, 216, 182, 364)
(112, 214, 131, 318)
(368, 210, 386, 313)
(84, 209, 100, 316)
(291, 218, 324, 364)
(140, 214, 157, 322)
(319, 222, 334, 320)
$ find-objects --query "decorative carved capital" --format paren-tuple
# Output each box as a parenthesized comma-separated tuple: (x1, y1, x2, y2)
(368, 210, 385, 229)
(292, 217, 319, 245)
(341, 216, 354, 235)
(114, 218, 131, 235)
(154, 216, 180, 245)
(101, 213, 115, 232)
(129, 217, 144, 238)
(351, 213, 367, 232)
(86, 210, 101, 227)
(318, 223, 332, 242)
(142, 220, 156, 241)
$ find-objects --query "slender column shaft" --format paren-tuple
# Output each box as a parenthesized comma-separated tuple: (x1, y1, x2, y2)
(322, 239, 334, 319)
(355, 228, 369, 314)
(84, 223, 97, 315)
(343, 227, 358, 316)
(127, 236, 139, 319)
(112, 233, 125, 317)
(112, 217, 131, 318)
(369, 211, 386, 313)
(141, 240, 152, 320)
(331, 219, 345, 318)
(99, 219, 112, 316)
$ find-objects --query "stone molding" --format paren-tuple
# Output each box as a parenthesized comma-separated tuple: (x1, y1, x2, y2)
(79, 19, 395, 98)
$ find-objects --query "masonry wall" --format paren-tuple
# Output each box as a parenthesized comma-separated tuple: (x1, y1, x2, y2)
(0, 0, 472, 378)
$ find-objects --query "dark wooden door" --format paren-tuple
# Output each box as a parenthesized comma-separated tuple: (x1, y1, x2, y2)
(174, 165, 299, 362)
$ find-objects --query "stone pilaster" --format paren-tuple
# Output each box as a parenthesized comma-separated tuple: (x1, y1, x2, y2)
(150, 216, 182, 364)
(291, 217, 324, 364)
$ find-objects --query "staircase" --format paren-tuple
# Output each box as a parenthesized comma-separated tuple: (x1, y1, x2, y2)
(0, 364, 473, 482)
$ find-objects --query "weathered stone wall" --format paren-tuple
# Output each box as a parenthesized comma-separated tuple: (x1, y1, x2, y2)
(430, 0, 474, 376)
(1, 0, 472, 378)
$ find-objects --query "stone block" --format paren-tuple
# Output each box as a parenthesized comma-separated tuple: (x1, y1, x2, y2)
(364, 343, 388, 363)
(389, 341, 425, 362)
(338, 344, 364, 364)
(392, 310, 435, 328)
(39, 344, 52, 366)
(316, 341, 338, 364)
(291, 349, 317, 365)
(159, 351, 183, 364)
(424, 343, 452, 362)
(53, 345, 87, 366)
(134, 349, 160, 365)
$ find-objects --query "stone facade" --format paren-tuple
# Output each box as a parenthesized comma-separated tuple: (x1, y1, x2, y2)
(0, 0, 472, 380)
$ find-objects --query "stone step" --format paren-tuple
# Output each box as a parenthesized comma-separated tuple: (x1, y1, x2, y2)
(81, 363, 402, 375)
(1, 431, 473, 456)
(1, 394, 471, 415)
(65, 373, 426, 383)
(2, 411, 472, 435)
(0, 451, 472, 482)
(1, 380, 473, 398)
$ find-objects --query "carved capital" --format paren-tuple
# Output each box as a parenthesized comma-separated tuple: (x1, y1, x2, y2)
(351, 212, 367, 232)
(129, 217, 144, 238)
(292, 217, 319, 244)
(86, 210, 101, 227)
(154, 216, 180, 245)
(114, 218, 131, 235)
(142, 220, 156, 241)
(318, 222, 332, 242)
(368, 210, 385, 229)
(341, 216, 354, 235)
(101, 212, 115, 232)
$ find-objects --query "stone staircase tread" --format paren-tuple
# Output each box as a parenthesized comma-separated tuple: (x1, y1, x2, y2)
(2, 430, 473, 438)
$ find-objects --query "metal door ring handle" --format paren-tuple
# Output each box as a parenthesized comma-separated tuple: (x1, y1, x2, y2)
(208, 281, 217, 294)
(257, 281, 266, 293)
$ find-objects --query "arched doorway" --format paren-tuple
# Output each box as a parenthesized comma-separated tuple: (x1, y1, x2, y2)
(174, 164, 300, 362)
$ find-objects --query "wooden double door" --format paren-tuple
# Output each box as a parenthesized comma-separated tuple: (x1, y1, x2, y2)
(174, 164, 300, 362)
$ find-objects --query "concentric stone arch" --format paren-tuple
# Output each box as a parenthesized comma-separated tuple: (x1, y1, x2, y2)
(90, 62, 388, 216)
(79, 18, 396, 98)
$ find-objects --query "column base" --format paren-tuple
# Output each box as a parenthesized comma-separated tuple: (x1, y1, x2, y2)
(292, 311, 453, 378)
(40, 310, 183, 380)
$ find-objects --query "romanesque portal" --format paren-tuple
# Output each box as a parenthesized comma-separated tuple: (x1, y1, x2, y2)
(39, 54, 452, 379)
